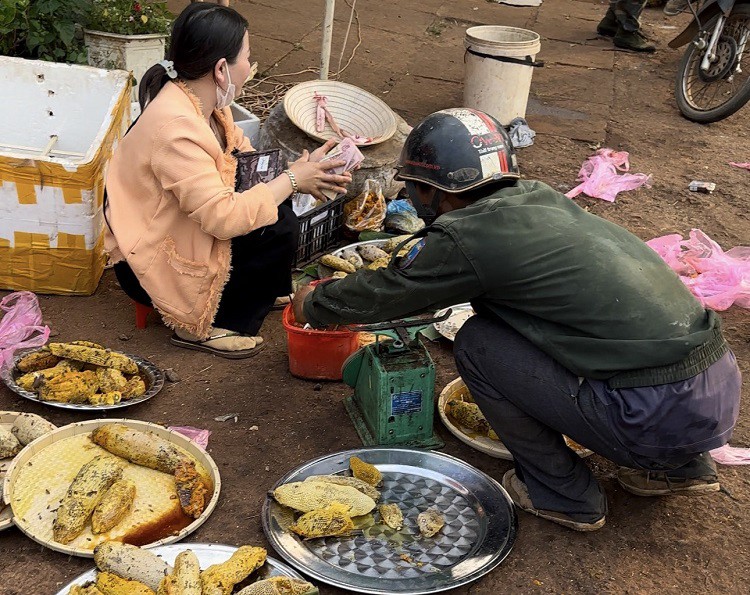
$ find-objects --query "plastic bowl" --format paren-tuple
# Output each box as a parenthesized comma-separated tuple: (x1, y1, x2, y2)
(282, 304, 360, 381)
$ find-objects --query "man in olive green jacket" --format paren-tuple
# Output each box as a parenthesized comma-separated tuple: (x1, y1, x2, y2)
(293, 109, 741, 531)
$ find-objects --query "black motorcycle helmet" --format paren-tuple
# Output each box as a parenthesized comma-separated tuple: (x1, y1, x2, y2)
(396, 108, 520, 193)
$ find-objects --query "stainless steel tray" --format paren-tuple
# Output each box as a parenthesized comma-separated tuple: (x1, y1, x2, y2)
(56, 543, 311, 594)
(2, 349, 164, 410)
(262, 448, 517, 595)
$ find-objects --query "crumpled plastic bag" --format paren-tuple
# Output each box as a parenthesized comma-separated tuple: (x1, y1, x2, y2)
(384, 199, 426, 234)
(292, 193, 320, 217)
(508, 117, 536, 148)
(344, 179, 386, 232)
(169, 426, 211, 449)
(729, 162, 750, 171)
(647, 229, 750, 311)
(386, 198, 416, 215)
(566, 148, 651, 202)
(0, 291, 50, 371)
(710, 444, 750, 465)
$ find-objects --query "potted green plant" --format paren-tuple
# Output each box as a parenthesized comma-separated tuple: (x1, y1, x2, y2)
(84, 1, 173, 100)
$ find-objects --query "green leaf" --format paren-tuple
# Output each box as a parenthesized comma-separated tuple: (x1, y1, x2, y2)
(303, 264, 320, 278)
(53, 20, 75, 47)
(0, 6, 16, 27)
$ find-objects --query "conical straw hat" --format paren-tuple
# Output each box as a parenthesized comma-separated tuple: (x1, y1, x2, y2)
(284, 80, 398, 147)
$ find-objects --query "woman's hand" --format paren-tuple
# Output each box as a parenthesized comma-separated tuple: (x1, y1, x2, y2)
(308, 138, 338, 163)
(289, 150, 352, 201)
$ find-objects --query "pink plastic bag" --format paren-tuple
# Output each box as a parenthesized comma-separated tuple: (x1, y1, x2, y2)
(710, 444, 750, 465)
(0, 291, 50, 371)
(729, 162, 750, 171)
(168, 426, 211, 449)
(566, 148, 651, 202)
(647, 229, 750, 310)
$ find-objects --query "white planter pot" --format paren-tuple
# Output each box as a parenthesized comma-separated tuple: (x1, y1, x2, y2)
(84, 30, 166, 101)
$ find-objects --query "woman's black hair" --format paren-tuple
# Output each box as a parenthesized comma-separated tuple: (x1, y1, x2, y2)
(138, 3, 248, 110)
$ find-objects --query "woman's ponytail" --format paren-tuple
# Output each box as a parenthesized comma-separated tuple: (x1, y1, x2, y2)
(138, 63, 172, 111)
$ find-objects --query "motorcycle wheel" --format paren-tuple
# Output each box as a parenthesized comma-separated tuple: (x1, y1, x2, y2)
(675, 5, 750, 123)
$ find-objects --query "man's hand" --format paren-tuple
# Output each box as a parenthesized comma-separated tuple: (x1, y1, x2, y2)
(292, 284, 316, 325)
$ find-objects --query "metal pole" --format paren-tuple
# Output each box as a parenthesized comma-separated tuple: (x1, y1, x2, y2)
(320, 0, 335, 80)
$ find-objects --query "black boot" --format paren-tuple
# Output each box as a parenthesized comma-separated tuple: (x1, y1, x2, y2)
(614, 28, 656, 53)
(596, 8, 618, 37)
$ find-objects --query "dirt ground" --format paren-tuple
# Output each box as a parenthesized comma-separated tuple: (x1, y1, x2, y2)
(1, 1, 749, 593)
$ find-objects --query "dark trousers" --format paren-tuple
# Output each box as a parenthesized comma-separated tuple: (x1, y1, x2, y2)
(453, 316, 716, 523)
(608, 0, 648, 32)
(115, 204, 299, 336)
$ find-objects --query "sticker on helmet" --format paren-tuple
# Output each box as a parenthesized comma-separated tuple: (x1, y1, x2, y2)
(398, 238, 427, 270)
(405, 159, 441, 171)
(447, 168, 480, 182)
(470, 131, 507, 156)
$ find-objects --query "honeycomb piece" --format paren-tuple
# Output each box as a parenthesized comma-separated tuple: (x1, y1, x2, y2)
(417, 507, 444, 538)
(16, 349, 59, 373)
(273, 481, 376, 516)
(96, 368, 128, 393)
(96, 571, 155, 595)
(290, 502, 354, 539)
(304, 474, 380, 501)
(236, 577, 316, 595)
(378, 503, 404, 530)
(200, 546, 267, 595)
(445, 400, 492, 436)
(91, 479, 136, 534)
(53, 455, 125, 544)
(349, 456, 382, 487)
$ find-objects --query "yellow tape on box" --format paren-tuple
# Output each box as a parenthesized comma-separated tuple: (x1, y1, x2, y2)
(0, 59, 131, 295)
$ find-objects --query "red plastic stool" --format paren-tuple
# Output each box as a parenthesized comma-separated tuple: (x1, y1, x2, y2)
(134, 302, 154, 329)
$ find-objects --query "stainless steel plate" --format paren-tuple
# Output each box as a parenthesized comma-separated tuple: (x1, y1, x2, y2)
(56, 543, 311, 594)
(2, 349, 164, 410)
(262, 448, 517, 595)
(331, 239, 389, 258)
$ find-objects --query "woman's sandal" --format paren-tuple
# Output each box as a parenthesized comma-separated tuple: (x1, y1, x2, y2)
(271, 295, 292, 311)
(170, 329, 267, 359)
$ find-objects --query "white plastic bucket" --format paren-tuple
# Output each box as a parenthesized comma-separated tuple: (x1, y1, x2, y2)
(463, 26, 542, 125)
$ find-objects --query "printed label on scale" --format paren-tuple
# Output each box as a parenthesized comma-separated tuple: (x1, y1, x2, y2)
(391, 390, 423, 415)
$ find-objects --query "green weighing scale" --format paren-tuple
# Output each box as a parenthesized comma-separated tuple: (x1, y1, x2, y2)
(341, 312, 451, 449)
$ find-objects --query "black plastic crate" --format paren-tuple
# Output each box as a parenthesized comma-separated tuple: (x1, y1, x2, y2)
(294, 195, 348, 266)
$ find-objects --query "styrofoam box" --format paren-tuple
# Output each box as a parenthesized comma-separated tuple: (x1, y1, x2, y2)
(0, 56, 130, 295)
(230, 102, 261, 148)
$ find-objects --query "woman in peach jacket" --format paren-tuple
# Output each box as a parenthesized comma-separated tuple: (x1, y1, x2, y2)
(105, 4, 350, 358)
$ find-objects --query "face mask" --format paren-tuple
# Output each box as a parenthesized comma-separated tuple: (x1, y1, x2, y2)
(215, 64, 235, 110)
(406, 181, 442, 226)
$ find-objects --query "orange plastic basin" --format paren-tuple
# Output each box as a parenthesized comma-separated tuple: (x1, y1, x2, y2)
(282, 304, 360, 381)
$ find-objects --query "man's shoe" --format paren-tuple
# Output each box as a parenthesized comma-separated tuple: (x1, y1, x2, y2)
(614, 29, 656, 53)
(664, 0, 692, 16)
(502, 470, 606, 532)
(617, 467, 720, 496)
(596, 10, 618, 37)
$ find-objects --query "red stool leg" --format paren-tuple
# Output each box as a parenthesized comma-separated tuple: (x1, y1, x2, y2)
(134, 302, 154, 329)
